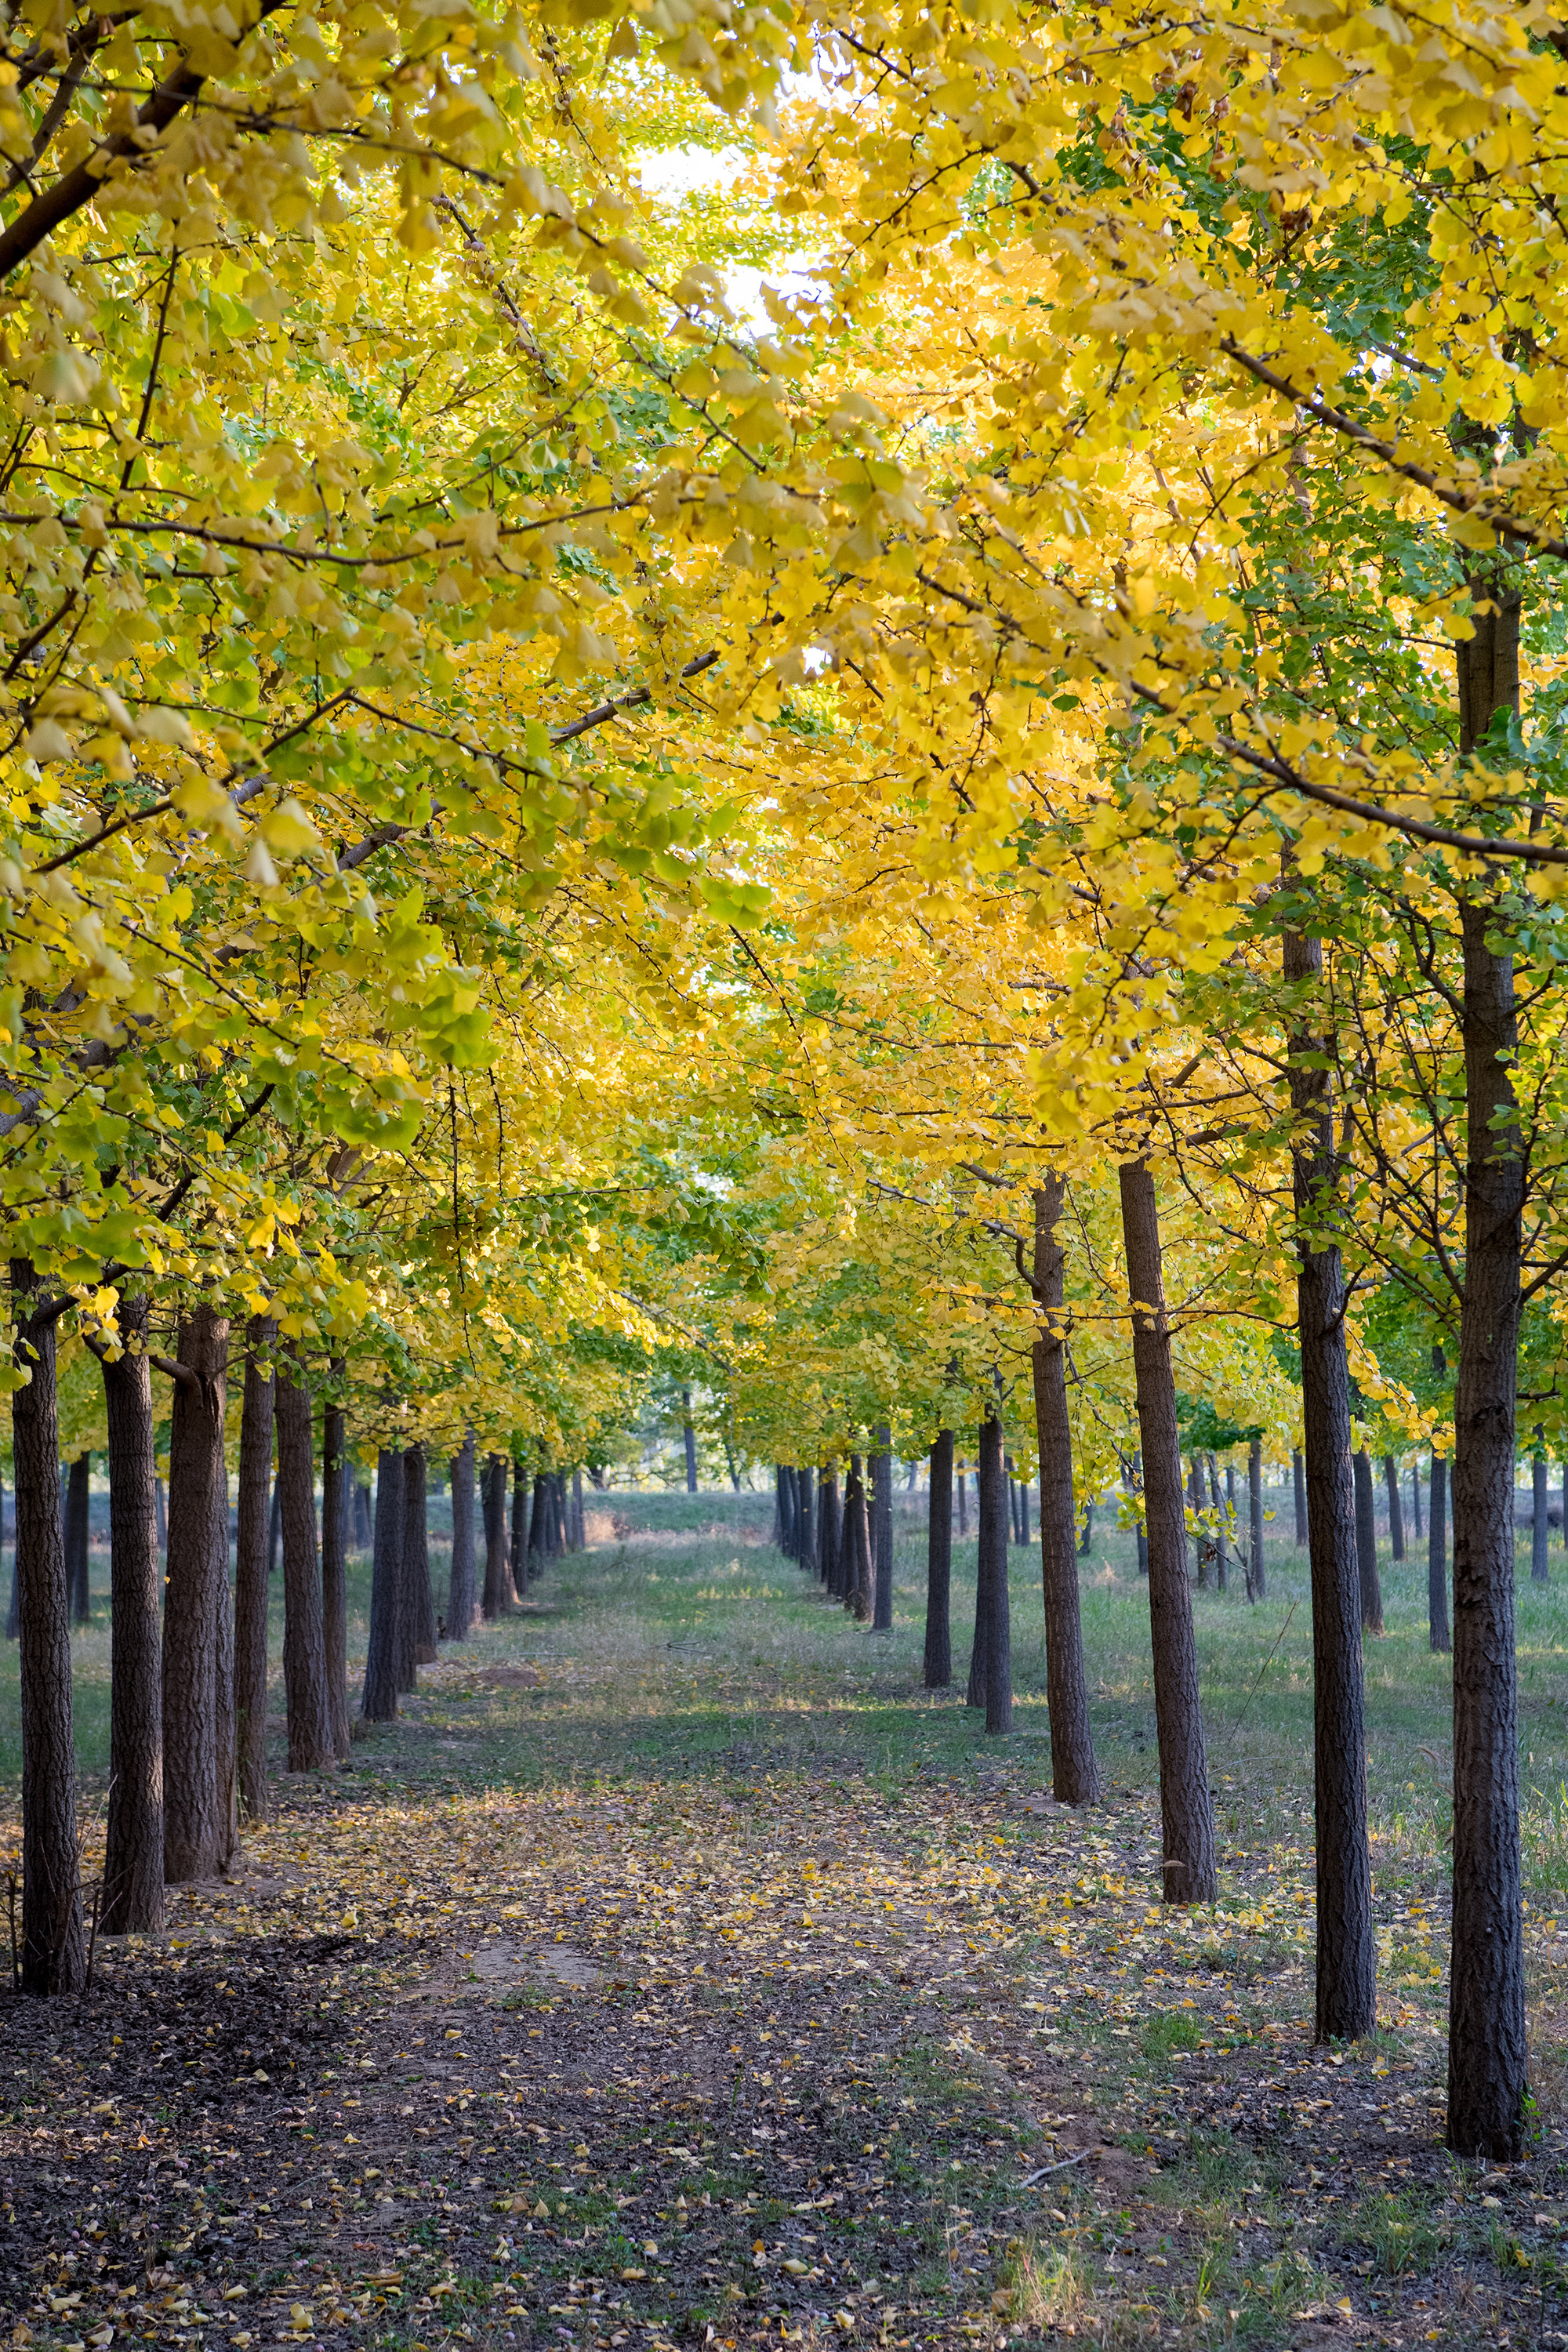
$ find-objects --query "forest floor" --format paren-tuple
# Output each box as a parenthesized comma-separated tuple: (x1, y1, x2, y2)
(7, 1493, 1568, 2352)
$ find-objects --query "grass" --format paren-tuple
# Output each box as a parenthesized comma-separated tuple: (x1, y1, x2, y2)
(4, 1486, 1568, 2347)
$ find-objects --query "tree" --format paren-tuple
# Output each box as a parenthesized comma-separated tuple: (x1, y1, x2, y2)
(162, 1303, 230, 1883)
(234, 1317, 275, 1820)
(278, 1356, 332, 1773)
(100, 1295, 162, 1934)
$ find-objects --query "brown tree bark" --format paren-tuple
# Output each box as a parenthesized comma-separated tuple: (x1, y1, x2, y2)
(234, 1315, 275, 1822)
(924, 1432, 953, 1688)
(12, 1261, 85, 1991)
(1287, 917, 1377, 2039)
(276, 1356, 332, 1772)
(361, 1446, 405, 1721)
(448, 1435, 476, 1639)
(321, 1391, 350, 1759)
(1293, 1446, 1308, 1545)
(1118, 1163, 1216, 1904)
(1430, 1447, 1451, 1654)
(65, 1453, 90, 1625)
(510, 1452, 529, 1597)
(162, 1302, 229, 1885)
(682, 1388, 698, 1493)
(1450, 866, 1528, 2158)
(400, 1443, 432, 1682)
(844, 1455, 870, 1621)
(798, 1464, 818, 1579)
(481, 1454, 509, 1618)
(100, 1296, 163, 1934)
(1384, 1454, 1406, 1561)
(212, 1444, 238, 1867)
(1247, 1435, 1266, 1603)
(1030, 1179, 1099, 1802)
(819, 1463, 842, 1596)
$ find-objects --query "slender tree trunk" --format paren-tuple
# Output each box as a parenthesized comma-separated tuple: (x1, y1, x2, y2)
(1118, 1163, 1217, 1904)
(772, 1467, 785, 1548)
(1293, 1446, 1308, 1546)
(1353, 1450, 1384, 1633)
(234, 1315, 275, 1821)
(321, 1392, 350, 1759)
(1031, 1178, 1099, 1802)
(66, 1453, 90, 1625)
(978, 1409, 1011, 1735)
(572, 1467, 586, 1548)
(212, 1450, 238, 1867)
(100, 1294, 162, 1936)
(1134, 1453, 1149, 1576)
(798, 1464, 817, 1578)
(1079, 1501, 1094, 1559)
(448, 1436, 476, 1639)
(1449, 861, 1528, 2158)
(845, 1455, 870, 1621)
(528, 1470, 548, 1571)
(956, 1471, 967, 1537)
(511, 1453, 529, 1596)
(1385, 1454, 1406, 1561)
(154, 1475, 167, 1557)
(361, 1446, 405, 1722)
(354, 1482, 372, 1551)
(925, 1432, 953, 1688)
(682, 1388, 699, 1494)
(1533, 1439, 1550, 1584)
(872, 1428, 893, 1631)
(1411, 1455, 1424, 1542)
(402, 1444, 434, 1677)
(12, 1265, 85, 1991)
(162, 1302, 228, 1885)
(1206, 1454, 1229, 1592)
(818, 1465, 840, 1592)
(1018, 1479, 1030, 1545)
(277, 1357, 332, 1771)
(1430, 1451, 1451, 1653)
(1248, 1435, 1266, 1603)
(481, 1454, 508, 1619)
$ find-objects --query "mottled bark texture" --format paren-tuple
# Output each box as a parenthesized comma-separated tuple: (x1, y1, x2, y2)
(481, 1454, 508, 1620)
(976, 1410, 1011, 1735)
(12, 1262, 85, 1991)
(66, 1453, 90, 1625)
(402, 1444, 434, 1680)
(1385, 1454, 1406, 1562)
(162, 1302, 229, 1886)
(682, 1388, 698, 1494)
(925, 1431, 953, 1689)
(277, 1356, 332, 1772)
(361, 1446, 405, 1722)
(1030, 1179, 1099, 1802)
(871, 1429, 893, 1631)
(321, 1393, 351, 1759)
(234, 1316, 275, 1821)
(447, 1436, 476, 1640)
(1286, 920, 1376, 2042)
(101, 1296, 163, 1935)
(1353, 1450, 1384, 1633)
(1450, 875, 1528, 2158)
(1118, 1163, 1216, 1905)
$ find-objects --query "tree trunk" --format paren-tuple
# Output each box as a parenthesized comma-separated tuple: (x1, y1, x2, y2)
(66, 1453, 90, 1625)
(448, 1436, 476, 1639)
(155, 1475, 167, 1557)
(212, 1448, 238, 1868)
(511, 1453, 529, 1596)
(798, 1464, 817, 1578)
(481, 1454, 508, 1619)
(234, 1316, 275, 1822)
(1430, 1451, 1451, 1653)
(572, 1467, 585, 1549)
(956, 1470, 967, 1537)
(354, 1482, 372, 1551)
(978, 1408, 1011, 1735)
(321, 1394, 350, 1759)
(925, 1432, 953, 1688)
(267, 1479, 281, 1579)
(872, 1428, 893, 1631)
(1533, 1441, 1550, 1584)
(772, 1466, 784, 1548)
(277, 1357, 332, 1771)
(1411, 1455, 1424, 1542)
(162, 1301, 229, 1885)
(1449, 875, 1528, 2158)
(1079, 1501, 1093, 1559)
(1018, 1479, 1030, 1545)
(1353, 1450, 1384, 1633)
(1031, 1178, 1099, 1802)
(1247, 1435, 1266, 1602)
(1293, 1446, 1308, 1545)
(100, 1294, 162, 1936)
(528, 1470, 548, 1571)
(845, 1455, 870, 1621)
(402, 1444, 434, 1676)
(361, 1446, 405, 1722)
(1118, 1163, 1217, 1904)
(682, 1388, 698, 1494)
(12, 1263, 85, 1992)
(818, 1465, 840, 1592)
(1206, 1454, 1228, 1592)
(1385, 1454, 1406, 1561)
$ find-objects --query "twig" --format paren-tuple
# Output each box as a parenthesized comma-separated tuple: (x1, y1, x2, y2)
(1227, 1600, 1299, 1735)
(1017, 2150, 1089, 2189)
